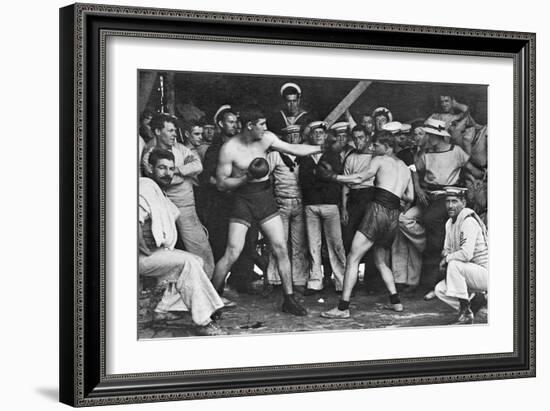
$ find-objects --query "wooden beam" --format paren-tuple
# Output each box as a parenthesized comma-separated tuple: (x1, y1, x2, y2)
(323, 80, 372, 127)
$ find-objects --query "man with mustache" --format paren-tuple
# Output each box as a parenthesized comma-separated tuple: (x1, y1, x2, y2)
(138, 149, 226, 336)
(141, 113, 215, 279)
(434, 187, 488, 325)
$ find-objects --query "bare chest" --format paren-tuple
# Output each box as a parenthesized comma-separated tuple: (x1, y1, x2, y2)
(231, 143, 268, 173)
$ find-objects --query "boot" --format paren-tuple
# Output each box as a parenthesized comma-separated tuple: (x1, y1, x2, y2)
(282, 295, 307, 316)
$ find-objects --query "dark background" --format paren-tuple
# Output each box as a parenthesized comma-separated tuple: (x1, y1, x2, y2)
(139, 70, 488, 126)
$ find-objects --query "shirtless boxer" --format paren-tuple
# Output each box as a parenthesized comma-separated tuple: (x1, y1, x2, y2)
(211, 104, 324, 316)
(319, 130, 414, 318)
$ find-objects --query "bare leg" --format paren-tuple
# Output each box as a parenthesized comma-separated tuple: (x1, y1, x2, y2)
(260, 216, 293, 294)
(211, 222, 248, 293)
(341, 231, 374, 301)
(261, 215, 307, 316)
(374, 246, 402, 311)
(321, 231, 374, 319)
(374, 247, 397, 295)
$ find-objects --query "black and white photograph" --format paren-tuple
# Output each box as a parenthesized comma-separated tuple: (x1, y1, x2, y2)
(53, 1, 537, 407)
(137, 70, 489, 338)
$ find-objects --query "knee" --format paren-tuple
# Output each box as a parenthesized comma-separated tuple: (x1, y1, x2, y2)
(347, 249, 363, 265)
(373, 252, 383, 267)
(434, 280, 447, 298)
(271, 240, 288, 258)
(225, 244, 243, 263)
(447, 259, 461, 274)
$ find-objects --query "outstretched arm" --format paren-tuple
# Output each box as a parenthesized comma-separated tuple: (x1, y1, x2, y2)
(215, 145, 248, 192)
(334, 157, 381, 184)
(269, 132, 323, 157)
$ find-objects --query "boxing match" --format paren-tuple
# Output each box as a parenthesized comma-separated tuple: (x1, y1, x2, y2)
(137, 72, 489, 337)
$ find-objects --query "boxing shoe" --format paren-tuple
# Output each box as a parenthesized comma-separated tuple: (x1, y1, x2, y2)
(248, 157, 270, 179)
(320, 306, 351, 319)
(282, 295, 307, 316)
(383, 303, 404, 312)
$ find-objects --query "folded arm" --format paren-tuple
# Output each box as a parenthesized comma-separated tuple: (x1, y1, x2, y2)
(176, 149, 203, 177)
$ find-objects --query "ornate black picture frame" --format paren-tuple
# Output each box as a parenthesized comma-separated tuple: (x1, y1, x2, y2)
(59, 3, 535, 407)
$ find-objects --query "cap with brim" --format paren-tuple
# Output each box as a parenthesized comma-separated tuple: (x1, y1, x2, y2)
(214, 104, 233, 124)
(444, 186, 468, 198)
(422, 118, 451, 137)
(280, 82, 301, 97)
(282, 124, 302, 134)
(381, 121, 403, 134)
(372, 107, 393, 122)
(307, 121, 328, 131)
(329, 121, 350, 132)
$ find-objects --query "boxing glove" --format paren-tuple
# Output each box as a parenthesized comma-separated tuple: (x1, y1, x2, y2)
(248, 157, 270, 179)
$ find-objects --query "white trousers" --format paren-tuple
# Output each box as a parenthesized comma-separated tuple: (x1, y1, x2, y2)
(139, 249, 223, 326)
(267, 197, 309, 286)
(435, 260, 487, 311)
(304, 204, 346, 291)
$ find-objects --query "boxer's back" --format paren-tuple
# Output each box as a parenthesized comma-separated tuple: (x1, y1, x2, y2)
(374, 155, 411, 199)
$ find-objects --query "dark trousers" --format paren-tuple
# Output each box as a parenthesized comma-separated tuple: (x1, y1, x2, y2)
(343, 187, 376, 282)
(194, 186, 207, 225)
(203, 190, 230, 262)
(421, 196, 448, 255)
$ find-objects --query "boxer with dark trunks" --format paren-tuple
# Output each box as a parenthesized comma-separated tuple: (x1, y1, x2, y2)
(211, 104, 323, 316)
(357, 187, 402, 248)
(318, 130, 414, 318)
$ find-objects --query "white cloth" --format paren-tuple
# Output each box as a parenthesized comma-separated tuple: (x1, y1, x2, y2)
(139, 249, 223, 326)
(443, 207, 488, 268)
(267, 151, 302, 199)
(391, 206, 426, 286)
(139, 177, 180, 250)
(435, 260, 487, 310)
(344, 152, 374, 189)
(304, 204, 346, 291)
(416, 145, 470, 186)
(436, 207, 489, 311)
